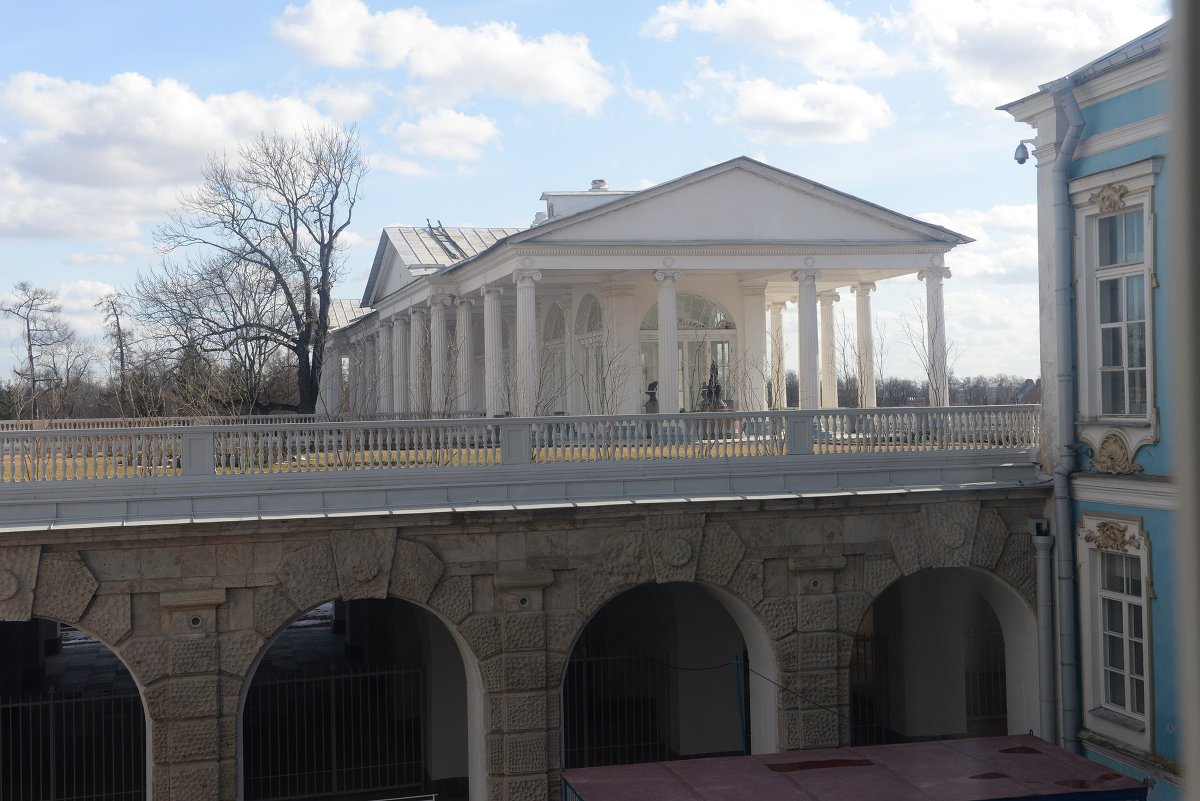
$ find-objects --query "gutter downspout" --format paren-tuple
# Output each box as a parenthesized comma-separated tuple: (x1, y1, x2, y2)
(1032, 519, 1057, 743)
(1048, 76, 1085, 754)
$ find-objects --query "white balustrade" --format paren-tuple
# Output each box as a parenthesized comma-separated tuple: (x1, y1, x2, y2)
(0, 405, 1040, 484)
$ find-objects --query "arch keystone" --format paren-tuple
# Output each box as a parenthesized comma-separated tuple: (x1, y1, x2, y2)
(332, 529, 396, 599)
(388, 538, 444, 603)
(33, 551, 98, 623)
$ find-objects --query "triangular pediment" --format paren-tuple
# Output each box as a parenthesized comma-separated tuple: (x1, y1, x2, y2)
(514, 157, 968, 246)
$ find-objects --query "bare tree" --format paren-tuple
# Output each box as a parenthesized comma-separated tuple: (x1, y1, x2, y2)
(2, 282, 72, 419)
(39, 329, 97, 419)
(152, 126, 366, 413)
(899, 296, 959, 406)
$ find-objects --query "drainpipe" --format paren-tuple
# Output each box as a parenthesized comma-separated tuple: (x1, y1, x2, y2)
(1031, 519, 1056, 742)
(1047, 76, 1085, 753)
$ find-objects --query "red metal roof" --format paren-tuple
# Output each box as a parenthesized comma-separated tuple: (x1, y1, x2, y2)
(562, 736, 1146, 801)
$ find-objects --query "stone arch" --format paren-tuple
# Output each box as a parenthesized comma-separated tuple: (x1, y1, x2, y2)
(238, 533, 487, 801)
(557, 515, 780, 757)
(0, 547, 148, 801)
(849, 563, 1038, 742)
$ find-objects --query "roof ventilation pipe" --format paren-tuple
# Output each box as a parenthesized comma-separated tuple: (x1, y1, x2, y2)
(589, 179, 609, 191)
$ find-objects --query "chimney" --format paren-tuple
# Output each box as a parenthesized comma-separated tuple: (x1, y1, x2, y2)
(589, 179, 609, 191)
(531, 211, 548, 226)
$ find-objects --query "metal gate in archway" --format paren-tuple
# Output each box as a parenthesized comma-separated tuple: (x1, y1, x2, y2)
(243, 665, 424, 801)
(0, 689, 146, 801)
(561, 651, 750, 770)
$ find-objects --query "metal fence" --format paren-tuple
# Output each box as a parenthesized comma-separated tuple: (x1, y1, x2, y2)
(849, 634, 890, 746)
(964, 629, 1008, 736)
(0, 689, 145, 801)
(242, 666, 424, 801)
(562, 653, 671, 769)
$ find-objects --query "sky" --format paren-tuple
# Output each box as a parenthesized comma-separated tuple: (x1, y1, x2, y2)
(0, 0, 1170, 384)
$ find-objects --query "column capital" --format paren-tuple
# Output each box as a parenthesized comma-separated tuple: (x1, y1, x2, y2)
(452, 295, 475, 308)
(513, 269, 542, 286)
(817, 289, 841, 304)
(740, 281, 768, 297)
(851, 281, 877, 294)
(480, 283, 504, 298)
(379, 316, 395, 328)
(792, 270, 822, 283)
(654, 269, 682, 283)
(768, 300, 789, 312)
(918, 267, 952, 282)
(409, 305, 427, 319)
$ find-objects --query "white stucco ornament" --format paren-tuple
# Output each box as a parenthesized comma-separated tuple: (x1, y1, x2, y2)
(1080, 521, 1142, 552)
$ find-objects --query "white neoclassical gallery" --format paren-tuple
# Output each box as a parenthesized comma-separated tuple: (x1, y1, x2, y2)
(325, 157, 970, 418)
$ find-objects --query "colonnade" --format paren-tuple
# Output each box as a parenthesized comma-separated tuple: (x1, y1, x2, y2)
(319, 265, 953, 417)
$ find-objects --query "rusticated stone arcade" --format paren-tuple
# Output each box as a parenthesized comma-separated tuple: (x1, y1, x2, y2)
(0, 487, 1046, 801)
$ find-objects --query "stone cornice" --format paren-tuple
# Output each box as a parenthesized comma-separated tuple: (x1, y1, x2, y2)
(509, 242, 955, 258)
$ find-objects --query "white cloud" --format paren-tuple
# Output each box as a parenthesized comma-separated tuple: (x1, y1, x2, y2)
(917, 204, 1038, 283)
(65, 241, 154, 266)
(0, 71, 332, 241)
(395, 110, 500, 161)
(273, 0, 613, 114)
(370, 154, 436, 177)
(304, 82, 380, 122)
(643, 0, 891, 78)
(889, 0, 1168, 110)
(625, 76, 678, 122)
(688, 61, 894, 144)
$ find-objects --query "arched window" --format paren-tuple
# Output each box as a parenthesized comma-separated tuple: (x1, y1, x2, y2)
(575, 295, 607, 414)
(540, 304, 568, 414)
(640, 293, 737, 411)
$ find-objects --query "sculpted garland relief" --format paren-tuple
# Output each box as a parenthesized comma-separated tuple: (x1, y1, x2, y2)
(1080, 520, 1143, 553)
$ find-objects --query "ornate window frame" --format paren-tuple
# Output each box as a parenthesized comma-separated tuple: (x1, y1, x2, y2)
(1076, 512, 1154, 752)
(1071, 158, 1162, 461)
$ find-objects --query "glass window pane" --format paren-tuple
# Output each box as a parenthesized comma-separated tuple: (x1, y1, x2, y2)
(1101, 328, 1124, 367)
(1128, 370, 1148, 417)
(1105, 633, 1125, 669)
(1125, 210, 1144, 262)
(1103, 553, 1125, 593)
(1106, 669, 1126, 707)
(1104, 598, 1124, 633)
(1102, 371, 1125, 415)
(1127, 322, 1146, 367)
(1100, 279, 1122, 323)
(1128, 565, 1143, 598)
(1099, 217, 1120, 266)
(1132, 678, 1145, 715)
(1126, 275, 1145, 320)
(1131, 640, 1145, 677)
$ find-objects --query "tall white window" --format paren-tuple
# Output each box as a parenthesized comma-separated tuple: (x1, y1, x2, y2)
(1071, 159, 1160, 455)
(1077, 514, 1152, 751)
(1099, 551, 1146, 717)
(1097, 209, 1147, 417)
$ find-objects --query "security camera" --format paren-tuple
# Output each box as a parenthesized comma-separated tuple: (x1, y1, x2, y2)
(1014, 140, 1035, 165)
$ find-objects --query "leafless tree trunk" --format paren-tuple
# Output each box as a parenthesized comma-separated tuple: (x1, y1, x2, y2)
(899, 296, 959, 406)
(2, 282, 71, 419)
(152, 126, 366, 413)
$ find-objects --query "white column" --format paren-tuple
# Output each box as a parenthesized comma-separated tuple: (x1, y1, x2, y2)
(378, 319, 394, 414)
(920, 265, 952, 406)
(455, 297, 474, 414)
(769, 302, 786, 408)
(794, 270, 821, 409)
(602, 282, 639, 414)
(393, 316, 410, 414)
(429, 296, 449, 417)
(818, 290, 840, 409)
(853, 282, 877, 408)
(482, 285, 503, 416)
(655, 270, 681, 413)
(514, 270, 542, 417)
(409, 307, 428, 416)
(562, 294, 583, 415)
(364, 335, 380, 414)
(319, 344, 344, 415)
(739, 283, 768, 410)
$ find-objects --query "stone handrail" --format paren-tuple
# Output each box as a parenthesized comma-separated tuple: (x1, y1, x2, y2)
(0, 405, 1039, 483)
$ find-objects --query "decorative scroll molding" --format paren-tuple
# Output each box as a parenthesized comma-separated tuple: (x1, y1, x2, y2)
(1091, 432, 1144, 475)
(1089, 184, 1129, 213)
(1079, 520, 1142, 552)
